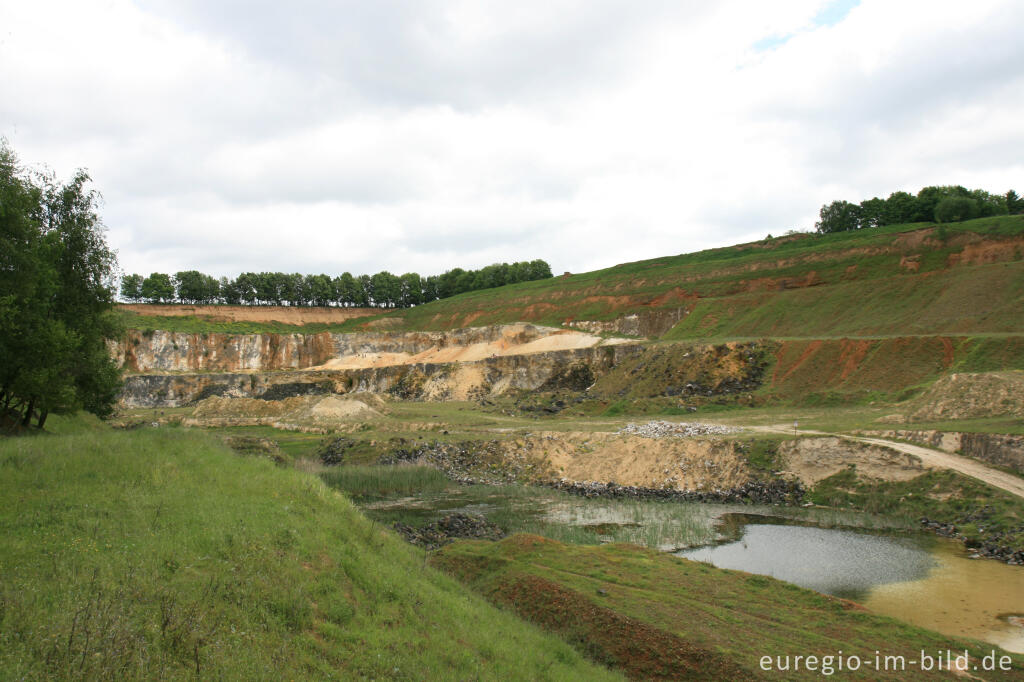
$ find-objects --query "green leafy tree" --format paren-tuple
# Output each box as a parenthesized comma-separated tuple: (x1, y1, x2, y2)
(1007, 190, 1024, 215)
(882, 191, 918, 225)
(0, 142, 121, 428)
(174, 270, 219, 304)
(528, 259, 553, 279)
(120, 273, 143, 302)
(858, 197, 886, 229)
(334, 272, 357, 307)
(399, 272, 422, 307)
(141, 273, 174, 303)
(934, 196, 976, 223)
(815, 200, 862, 234)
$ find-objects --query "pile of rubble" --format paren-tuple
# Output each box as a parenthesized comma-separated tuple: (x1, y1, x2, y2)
(379, 438, 550, 485)
(546, 478, 804, 505)
(617, 421, 740, 438)
(392, 513, 506, 550)
(920, 512, 1024, 565)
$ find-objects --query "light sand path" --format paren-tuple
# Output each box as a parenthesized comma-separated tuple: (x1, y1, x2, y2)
(752, 425, 1024, 499)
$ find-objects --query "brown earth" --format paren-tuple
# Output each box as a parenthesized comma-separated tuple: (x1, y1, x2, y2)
(522, 431, 751, 490)
(119, 304, 377, 324)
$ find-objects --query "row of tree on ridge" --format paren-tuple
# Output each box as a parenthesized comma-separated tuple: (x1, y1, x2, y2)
(815, 185, 1023, 234)
(119, 260, 553, 307)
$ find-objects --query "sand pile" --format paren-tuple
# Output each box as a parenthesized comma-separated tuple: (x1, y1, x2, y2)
(313, 325, 631, 370)
(187, 394, 383, 428)
(907, 371, 1024, 421)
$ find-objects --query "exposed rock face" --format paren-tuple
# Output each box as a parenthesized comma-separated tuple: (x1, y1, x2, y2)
(863, 430, 1024, 474)
(566, 308, 686, 338)
(119, 344, 645, 407)
(111, 324, 626, 373)
(113, 330, 336, 372)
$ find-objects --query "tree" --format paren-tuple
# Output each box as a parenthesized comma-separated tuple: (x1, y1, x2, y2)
(882, 191, 918, 225)
(141, 272, 174, 303)
(528, 259, 553, 279)
(399, 272, 422, 307)
(120, 273, 143, 302)
(174, 270, 219, 304)
(334, 272, 357, 307)
(814, 200, 862, 234)
(858, 197, 886, 229)
(0, 142, 122, 428)
(1007, 190, 1024, 215)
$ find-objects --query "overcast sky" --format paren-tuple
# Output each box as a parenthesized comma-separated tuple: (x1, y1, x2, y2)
(3, 0, 1022, 279)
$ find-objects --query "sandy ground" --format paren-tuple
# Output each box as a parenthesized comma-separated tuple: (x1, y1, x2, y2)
(522, 431, 751, 490)
(757, 426, 1024, 499)
(313, 328, 631, 370)
(119, 304, 377, 324)
(186, 394, 384, 429)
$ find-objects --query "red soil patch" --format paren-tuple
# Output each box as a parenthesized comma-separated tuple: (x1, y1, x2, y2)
(947, 236, 1024, 266)
(941, 337, 955, 368)
(491, 573, 747, 681)
(837, 339, 874, 380)
(773, 340, 824, 384)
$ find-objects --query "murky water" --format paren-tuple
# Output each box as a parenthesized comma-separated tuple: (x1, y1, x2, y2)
(676, 515, 1024, 653)
(355, 484, 1024, 652)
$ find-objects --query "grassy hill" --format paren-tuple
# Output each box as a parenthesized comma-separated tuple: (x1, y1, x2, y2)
(350, 215, 1024, 338)
(0, 426, 616, 680)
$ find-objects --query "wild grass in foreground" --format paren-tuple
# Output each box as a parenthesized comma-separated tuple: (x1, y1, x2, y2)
(0, 428, 618, 681)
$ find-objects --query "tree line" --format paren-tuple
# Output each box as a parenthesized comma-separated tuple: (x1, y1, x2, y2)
(119, 259, 553, 307)
(1, 143, 121, 429)
(815, 185, 1024, 234)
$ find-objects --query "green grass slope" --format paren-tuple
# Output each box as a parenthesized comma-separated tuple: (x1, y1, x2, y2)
(354, 215, 1024, 338)
(0, 428, 618, 681)
(433, 536, 1024, 680)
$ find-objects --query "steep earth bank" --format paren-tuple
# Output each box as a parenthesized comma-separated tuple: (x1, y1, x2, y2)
(118, 303, 377, 324)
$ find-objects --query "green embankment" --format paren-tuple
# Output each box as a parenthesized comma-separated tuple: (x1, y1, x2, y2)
(433, 536, 1024, 681)
(351, 215, 1024, 337)
(0, 427, 617, 681)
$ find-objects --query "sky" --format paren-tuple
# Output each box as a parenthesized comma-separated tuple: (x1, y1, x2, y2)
(2, 0, 1022, 280)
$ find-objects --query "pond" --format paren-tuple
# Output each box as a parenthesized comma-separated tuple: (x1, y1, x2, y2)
(677, 514, 1024, 653)
(348, 479, 1024, 653)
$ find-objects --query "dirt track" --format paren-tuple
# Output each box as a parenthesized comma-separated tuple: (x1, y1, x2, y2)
(756, 426, 1024, 499)
(119, 304, 377, 324)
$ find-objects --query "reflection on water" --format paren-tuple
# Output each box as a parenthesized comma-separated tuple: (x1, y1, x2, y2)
(360, 486, 1024, 653)
(676, 516, 1024, 653)
(676, 522, 936, 600)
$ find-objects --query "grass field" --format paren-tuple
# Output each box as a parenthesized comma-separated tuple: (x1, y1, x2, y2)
(0, 427, 618, 680)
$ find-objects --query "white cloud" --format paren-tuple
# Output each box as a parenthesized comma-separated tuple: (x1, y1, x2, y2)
(2, 0, 1021, 280)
